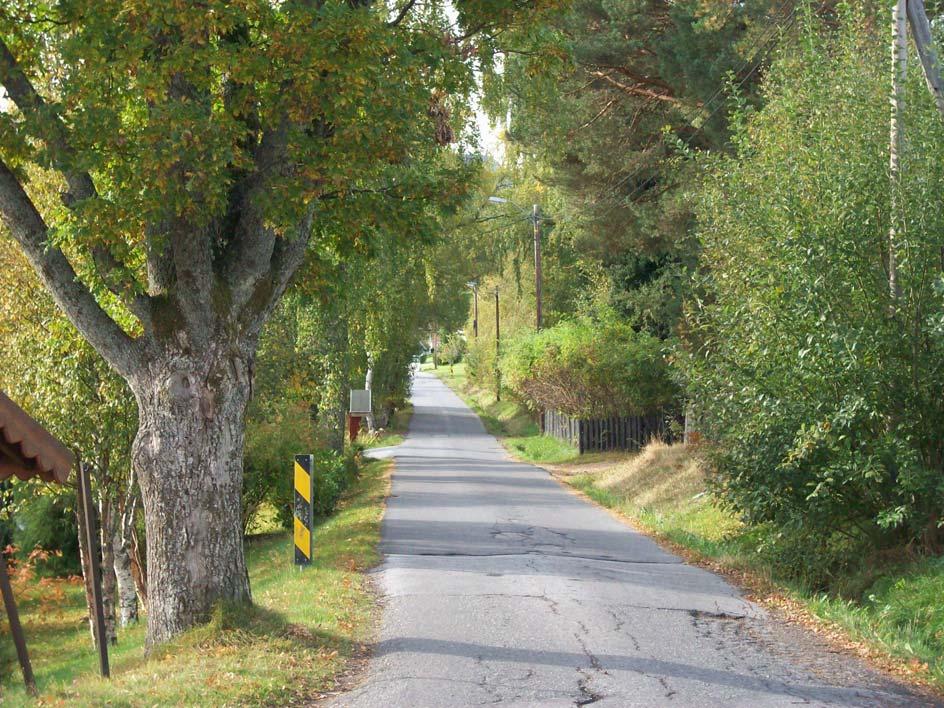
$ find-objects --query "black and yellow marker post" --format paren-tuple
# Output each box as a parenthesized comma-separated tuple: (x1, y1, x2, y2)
(293, 454, 315, 565)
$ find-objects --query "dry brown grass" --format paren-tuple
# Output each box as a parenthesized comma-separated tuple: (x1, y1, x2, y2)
(594, 440, 706, 514)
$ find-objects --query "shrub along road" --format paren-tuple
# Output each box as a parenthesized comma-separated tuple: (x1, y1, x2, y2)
(332, 372, 933, 707)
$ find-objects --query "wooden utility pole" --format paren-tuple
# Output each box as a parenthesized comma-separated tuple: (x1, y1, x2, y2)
(533, 204, 543, 331)
(532, 204, 545, 432)
(889, 0, 907, 308)
(470, 283, 479, 338)
(494, 288, 501, 402)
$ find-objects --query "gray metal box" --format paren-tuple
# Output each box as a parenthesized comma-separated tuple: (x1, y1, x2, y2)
(349, 389, 372, 414)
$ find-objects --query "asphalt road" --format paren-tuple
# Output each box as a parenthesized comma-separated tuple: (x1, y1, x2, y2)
(331, 371, 934, 707)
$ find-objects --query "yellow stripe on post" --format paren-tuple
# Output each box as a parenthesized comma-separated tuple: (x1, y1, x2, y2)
(293, 517, 311, 560)
(293, 454, 314, 565)
(294, 461, 311, 504)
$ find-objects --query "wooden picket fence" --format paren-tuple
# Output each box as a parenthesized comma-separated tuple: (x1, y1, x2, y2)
(543, 409, 677, 454)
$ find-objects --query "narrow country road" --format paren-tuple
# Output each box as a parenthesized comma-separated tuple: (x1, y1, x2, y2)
(331, 372, 934, 707)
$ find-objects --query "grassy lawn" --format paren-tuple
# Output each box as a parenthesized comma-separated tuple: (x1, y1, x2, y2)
(359, 405, 413, 450)
(432, 363, 579, 463)
(1, 459, 390, 706)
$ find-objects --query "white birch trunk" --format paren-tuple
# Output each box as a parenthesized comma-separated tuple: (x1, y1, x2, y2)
(98, 497, 119, 645)
(365, 357, 376, 433)
(889, 0, 907, 306)
(113, 521, 138, 626)
(75, 492, 96, 644)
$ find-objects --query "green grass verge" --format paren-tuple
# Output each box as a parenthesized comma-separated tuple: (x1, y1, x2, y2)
(1, 459, 390, 706)
(504, 435, 580, 464)
(433, 363, 579, 463)
(359, 405, 413, 450)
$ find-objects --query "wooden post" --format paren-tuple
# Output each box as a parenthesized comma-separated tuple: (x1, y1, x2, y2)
(494, 288, 501, 402)
(472, 285, 479, 338)
(77, 463, 110, 678)
(348, 415, 362, 442)
(533, 204, 543, 331)
(0, 549, 36, 695)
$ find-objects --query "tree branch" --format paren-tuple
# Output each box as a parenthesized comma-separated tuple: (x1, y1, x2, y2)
(221, 125, 289, 312)
(0, 36, 150, 319)
(0, 160, 144, 378)
(586, 71, 683, 106)
(388, 0, 419, 27)
(168, 217, 216, 347)
(158, 73, 217, 345)
(239, 208, 315, 339)
(0, 38, 94, 201)
(907, 0, 944, 119)
(577, 98, 617, 131)
(584, 61, 675, 94)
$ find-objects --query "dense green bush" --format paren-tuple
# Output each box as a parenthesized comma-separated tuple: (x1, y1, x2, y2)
(501, 316, 676, 418)
(682, 10, 944, 585)
(310, 449, 357, 519)
(243, 400, 360, 532)
(243, 402, 319, 533)
(2, 486, 81, 576)
(438, 332, 466, 367)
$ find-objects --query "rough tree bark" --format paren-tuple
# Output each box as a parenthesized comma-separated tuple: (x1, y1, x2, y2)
(129, 349, 254, 644)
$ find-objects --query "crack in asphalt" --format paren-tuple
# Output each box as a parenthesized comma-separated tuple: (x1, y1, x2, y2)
(382, 550, 684, 564)
(354, 673, 570, 699)
(572, 620, 610, 707)
(605, 607, 643, 653)
(386, 590, 752, 623)
(574, 672, 604, 706)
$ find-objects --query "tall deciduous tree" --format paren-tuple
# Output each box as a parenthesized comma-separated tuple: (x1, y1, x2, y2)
(0, 0, 549, 645)
(488, 0, 829, 337)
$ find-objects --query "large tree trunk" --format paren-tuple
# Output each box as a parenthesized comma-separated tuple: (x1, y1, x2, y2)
(129, 350, 253, 647)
